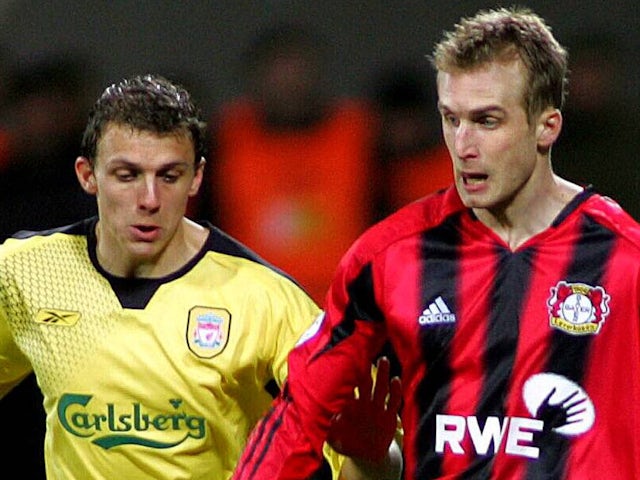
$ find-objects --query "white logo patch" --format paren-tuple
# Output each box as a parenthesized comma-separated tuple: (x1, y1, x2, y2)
(435, 373, 595, 460)
(418, 296, 456, 325)
(522, 373, 595, 436)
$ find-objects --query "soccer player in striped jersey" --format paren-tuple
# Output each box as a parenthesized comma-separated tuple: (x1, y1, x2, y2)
(233, 6, 640, 480)
(0, 74, 401, 479)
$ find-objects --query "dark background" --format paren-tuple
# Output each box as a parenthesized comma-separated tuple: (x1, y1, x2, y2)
(1, 0, 638, 216)
(0, 1, 637, 478)
(0, 0, 637, 113)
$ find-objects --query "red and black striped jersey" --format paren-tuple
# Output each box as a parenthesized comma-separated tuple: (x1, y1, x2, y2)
(234, 186, 640, 479)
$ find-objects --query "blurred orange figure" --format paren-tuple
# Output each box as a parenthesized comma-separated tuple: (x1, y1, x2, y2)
(197, 24, 377, 304)
(370, 62, 453, 219)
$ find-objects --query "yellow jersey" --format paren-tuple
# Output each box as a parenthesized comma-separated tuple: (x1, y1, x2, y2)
(0, 218, 341, 479)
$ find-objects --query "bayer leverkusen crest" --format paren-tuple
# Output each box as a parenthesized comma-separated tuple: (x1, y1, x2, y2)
(547, 281, 610, 335)
(187, 306, 231, 358)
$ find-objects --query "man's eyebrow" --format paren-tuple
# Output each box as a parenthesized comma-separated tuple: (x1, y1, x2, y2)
(438, 103, 504, 115)
(470, 106, 504, 116)
(105, 159, 190, 168)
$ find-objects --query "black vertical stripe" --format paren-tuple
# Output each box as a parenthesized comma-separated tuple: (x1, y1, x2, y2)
(314, 263, 384, 360)
(416, 214, 463, 478)
(526, 215, 615, 479)
(344, 263, 385, 324)
(463, 246, 536, 478)
(235, 402, 281, 479)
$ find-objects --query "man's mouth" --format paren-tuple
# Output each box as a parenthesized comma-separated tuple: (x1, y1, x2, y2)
(462, 173, 488, 185)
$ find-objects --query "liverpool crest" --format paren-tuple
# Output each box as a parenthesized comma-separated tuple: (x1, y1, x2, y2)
(187, 306, 231, 358)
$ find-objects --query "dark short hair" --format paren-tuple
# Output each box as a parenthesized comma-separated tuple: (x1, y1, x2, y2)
(80, 74, 207, 164)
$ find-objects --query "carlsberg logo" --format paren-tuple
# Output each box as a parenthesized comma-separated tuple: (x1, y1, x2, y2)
(58, 393, 206, 449)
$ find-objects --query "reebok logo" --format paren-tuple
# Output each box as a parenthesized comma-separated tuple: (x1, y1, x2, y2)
(35, 309, 81, 326)
(418, 296, 456, 325)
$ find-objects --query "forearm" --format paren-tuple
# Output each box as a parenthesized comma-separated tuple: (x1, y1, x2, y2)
(341, 440, 403, 480)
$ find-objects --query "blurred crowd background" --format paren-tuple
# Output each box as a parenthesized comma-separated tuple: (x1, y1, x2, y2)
(0, 1, 637, 477)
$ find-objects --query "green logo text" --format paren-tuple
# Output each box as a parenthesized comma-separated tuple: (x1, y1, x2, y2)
(58, 393, 206, 449)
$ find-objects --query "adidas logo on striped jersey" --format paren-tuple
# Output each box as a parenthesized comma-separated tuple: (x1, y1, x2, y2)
(418, 296, 456, 325)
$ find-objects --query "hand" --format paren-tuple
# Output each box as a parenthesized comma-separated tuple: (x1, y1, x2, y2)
(327, 357, 402, 462)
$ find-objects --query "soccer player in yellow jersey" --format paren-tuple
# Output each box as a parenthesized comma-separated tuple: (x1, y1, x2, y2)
(0, 74, 401, 479)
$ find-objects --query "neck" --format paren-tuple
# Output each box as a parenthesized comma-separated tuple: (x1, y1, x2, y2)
(96, 218, 208, 278)
(474, 176, 582, 250)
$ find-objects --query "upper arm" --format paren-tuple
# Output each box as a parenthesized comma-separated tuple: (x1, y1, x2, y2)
(0, 309, 33, 398)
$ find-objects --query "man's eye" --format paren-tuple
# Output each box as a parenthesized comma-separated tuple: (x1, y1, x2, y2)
(444, 114, 459, 126)
(162, 172, 180, 183)
(115, 171, 136, 181)
(479, 117, 498, 128)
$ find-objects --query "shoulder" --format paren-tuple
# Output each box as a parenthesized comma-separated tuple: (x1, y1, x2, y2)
(1, 218, 92, 259)
(203, 223, 296, 277)
(198, 231, 321, 342)
(343, 186, 462, 266)
(580, 193, 640, 249)
(199, 222, 317, 303)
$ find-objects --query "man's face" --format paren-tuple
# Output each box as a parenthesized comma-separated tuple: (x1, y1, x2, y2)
(437, 59, 540, 212)
(77, 123, 202, 270)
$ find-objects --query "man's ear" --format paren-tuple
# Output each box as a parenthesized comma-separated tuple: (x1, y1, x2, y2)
(75, 156, 97, 194)
(189, 157, 206, 197)
(536, 108, 562, 150)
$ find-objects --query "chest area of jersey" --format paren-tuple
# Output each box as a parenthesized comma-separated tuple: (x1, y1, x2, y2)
(384, 236, 620, 354)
